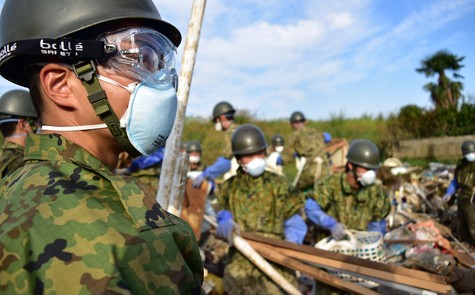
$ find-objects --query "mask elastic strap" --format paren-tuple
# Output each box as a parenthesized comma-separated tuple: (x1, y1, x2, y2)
(72, 61, 140, 157)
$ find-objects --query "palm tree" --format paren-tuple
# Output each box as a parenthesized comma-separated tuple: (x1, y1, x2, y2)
(416, 50, 464, 109)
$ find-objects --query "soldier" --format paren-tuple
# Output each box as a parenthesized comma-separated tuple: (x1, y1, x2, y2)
(265, 133, 285, 176)
(305, 139, 390, 294)
(305, 139, 390, 238)
(216, 124, 306, 294)
(0, 90, 38, 177)
(0, 0, 204, 294)
(443, 140, 475, 245)
(288, 111, 331, 191)
(193, 101, 237, 188)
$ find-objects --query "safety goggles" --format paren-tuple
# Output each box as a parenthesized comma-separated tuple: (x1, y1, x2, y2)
(99, 27, 178, 84)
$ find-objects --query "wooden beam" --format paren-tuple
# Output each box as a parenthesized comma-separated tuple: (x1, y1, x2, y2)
(242, 232, 447, 285)
(250, 241, 381, 295)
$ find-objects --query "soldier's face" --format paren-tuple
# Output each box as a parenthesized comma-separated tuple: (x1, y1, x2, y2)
(237, 151, 266, 165)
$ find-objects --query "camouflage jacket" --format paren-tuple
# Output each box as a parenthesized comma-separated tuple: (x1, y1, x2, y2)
(217, 168, 304, 238)
(0, 134, 204, 294)
(0, 140, 25, 178)
(454, 158, 475, 199)
(313, 172, 390, 230)
(288, 126, 330, 189)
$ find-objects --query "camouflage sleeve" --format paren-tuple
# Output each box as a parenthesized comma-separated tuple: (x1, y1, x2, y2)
(313, 175, 335, 211)
(274, 175, 305, 220)
(371, 184, 391, 221)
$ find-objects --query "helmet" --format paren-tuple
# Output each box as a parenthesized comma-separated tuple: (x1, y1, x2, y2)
(186, 140, 202, 153)
(346, 139, 381, 170)
(0, 90, 37, 118)
(232, 124, 267, 156)
(461, 140, 475, 155)
(271, 134, 285, 145)
(212, 101, 235, 120)
(0, 0, 181, 86)
(290, 111, 306, 123)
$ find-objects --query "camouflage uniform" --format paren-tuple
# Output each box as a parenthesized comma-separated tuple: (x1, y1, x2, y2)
(314, 172, 391, 231)
(453, 159, 475, 245)
(0, 134, 204, 294)
(130, 165, 161, 197)
(0, 140, 24, 178)
(288, 125, 331, 191)
(217, 168, 304, 294)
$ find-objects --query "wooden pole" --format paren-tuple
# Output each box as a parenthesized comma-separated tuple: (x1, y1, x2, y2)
(157, 0, 207, 215)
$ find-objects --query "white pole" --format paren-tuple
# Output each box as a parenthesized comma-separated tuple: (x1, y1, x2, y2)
(203, 215, 302, 295)
(157, 0, 207, 215)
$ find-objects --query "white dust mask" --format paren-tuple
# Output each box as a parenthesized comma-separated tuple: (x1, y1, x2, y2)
(243, 158, 266, 177)
(358, 170, 376, 186)
(215, 121, 223, 132)
(275, 146, 284, 153)
(98, 70, 178, 156)
(189, 155, 201, 164)
(465, 153, 475, 162)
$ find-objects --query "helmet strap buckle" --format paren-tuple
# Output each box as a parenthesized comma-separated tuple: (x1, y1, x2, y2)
(73, 60, 97, 83)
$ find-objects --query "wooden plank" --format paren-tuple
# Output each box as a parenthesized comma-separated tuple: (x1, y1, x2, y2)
(242, 232, 447, 285)
(250, 241, 380, 295)
(268, 244, 451, 294)
(180, 179, 208, 240)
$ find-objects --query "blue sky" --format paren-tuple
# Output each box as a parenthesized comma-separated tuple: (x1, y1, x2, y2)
(1, 0, 475, 121)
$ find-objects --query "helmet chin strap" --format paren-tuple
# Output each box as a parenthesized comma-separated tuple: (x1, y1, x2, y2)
(72, 61, 141, 157)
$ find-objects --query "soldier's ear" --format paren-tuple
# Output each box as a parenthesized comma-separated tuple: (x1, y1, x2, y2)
(39, 63, 82, 110)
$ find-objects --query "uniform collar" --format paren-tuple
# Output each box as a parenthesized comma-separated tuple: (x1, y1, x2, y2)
(24, 133, 110, 172)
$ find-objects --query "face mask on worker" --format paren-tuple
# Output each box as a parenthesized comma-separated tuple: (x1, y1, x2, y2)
(215, 121, 223, 132)
(358, 169, 376, 186)
(275, 146, 284, 153)
(189, 155, 201, 164)
(242, 158, 266, 177)
(41, 28, 179, 156)
(465, 153, 475, 162)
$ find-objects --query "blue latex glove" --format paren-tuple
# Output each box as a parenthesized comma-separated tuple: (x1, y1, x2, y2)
(216, 210, 240, 245)
(443, 179, 458, 202)
(304, 198, 338, 230)
(193, 157, 231, 188)
(323, 132, 332, 144)
(367, 219, 387, 235)
(129, 147, 165, 172)
(276, 155, 283, 166)
(284, 214, 308, 244)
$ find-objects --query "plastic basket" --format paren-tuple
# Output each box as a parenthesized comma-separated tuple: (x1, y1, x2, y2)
(314, 230, 386, 288)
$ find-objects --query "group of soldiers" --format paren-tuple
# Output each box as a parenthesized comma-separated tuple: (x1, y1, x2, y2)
(0, 0, 473, 295)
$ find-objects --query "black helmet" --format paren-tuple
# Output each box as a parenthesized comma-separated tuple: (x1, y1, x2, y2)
(232, 124, 267, 156)
(0, 0, 181, 86)
(212, 101, 235, 120)
(0, 90, 37, 118)
(271, 134, 285, 145)
(461, 140, 475, 155)
(290, 111, 306, 123)
(346, 139, 381, 170)
(186, 140, 202, 153)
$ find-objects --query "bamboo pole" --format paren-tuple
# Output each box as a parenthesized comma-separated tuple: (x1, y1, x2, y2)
(157, 0, 207, 215)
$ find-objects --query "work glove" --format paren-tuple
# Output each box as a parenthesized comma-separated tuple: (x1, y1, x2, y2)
(284, 214, 308, 244)
(216, 210, 240, 245)
(305, 198, 338, 229)
(330, 223, 347, 241)
(192, 157, 231, 188)
(367, 219, 387, 235)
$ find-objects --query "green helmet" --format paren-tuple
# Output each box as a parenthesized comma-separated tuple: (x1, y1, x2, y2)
(232, 124, 267, 156)
(271, 134, 285, 145)
(290, 111, 306, 123)
(0, 0, 181, 86)
(186, 140, 202, 153)
(461, 140, 475, 155)
(0, 89, 38, 118)
(346, 139, 381, 170)
(212, 101, 235, 120)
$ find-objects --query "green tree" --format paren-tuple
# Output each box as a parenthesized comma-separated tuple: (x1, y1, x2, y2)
(416, 50, 465, 109)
